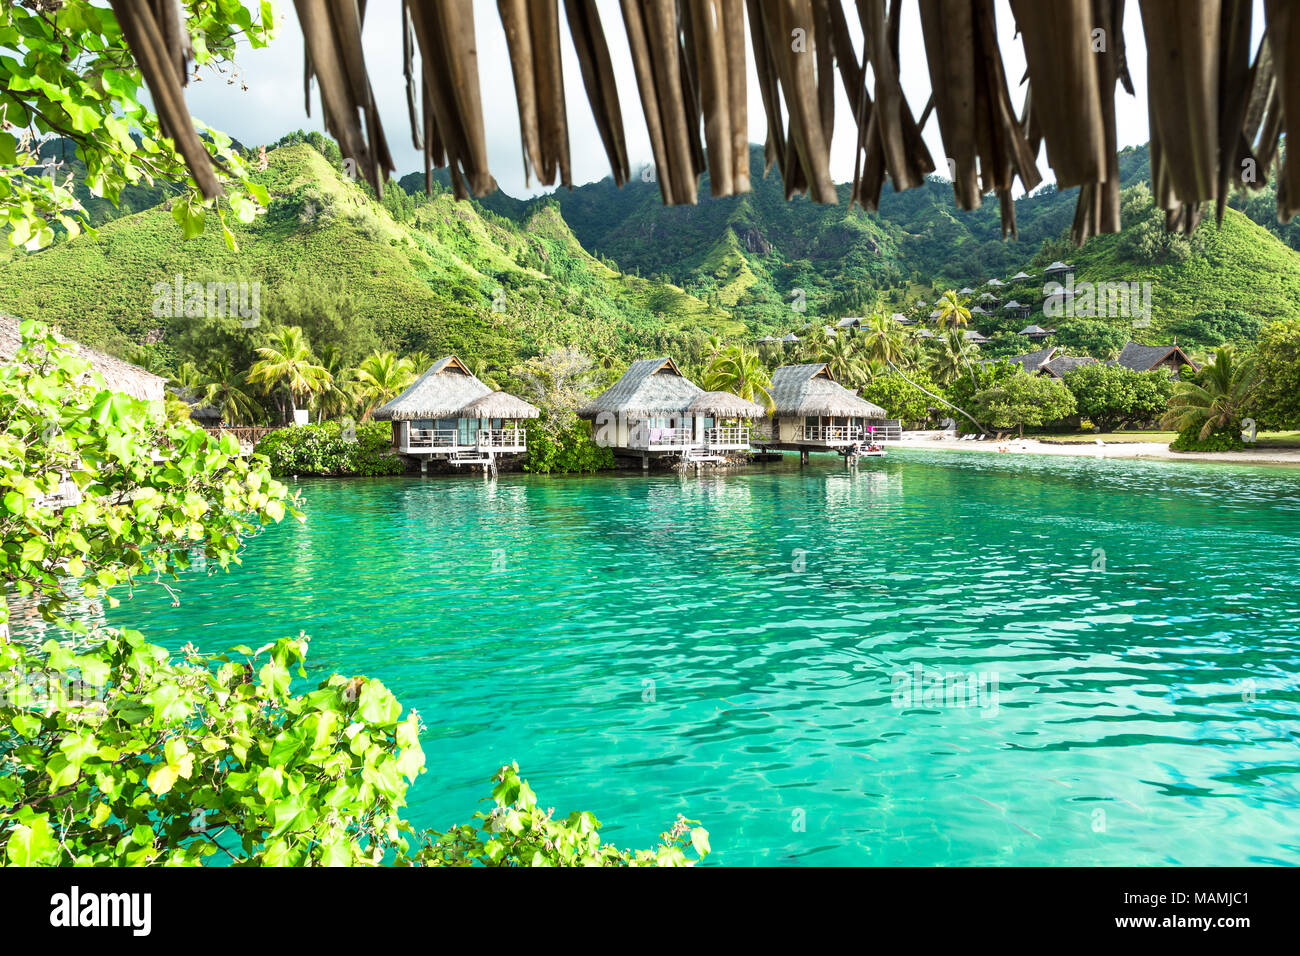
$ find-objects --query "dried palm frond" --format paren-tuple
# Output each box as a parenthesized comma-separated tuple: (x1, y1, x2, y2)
(682, 0, 749, 196)
(748, 0, 837, 202)
(404, 0, 495, 199)
(294, 0, 394, 197)
(498, 0, 570, 189)
(107, 0, 223, 199)
(104, 0, 1300, 234)
(1012, 0, 1107, 191)
(1140, 0, 1221, 233)
(1264, 0, 1300, 222)
(564, 0, 632, 187)
(919, 0, 1040, 236)
(1071, 0, 1133, 244)
(860, 0, 933, 194)
(621, 0, 704, 204)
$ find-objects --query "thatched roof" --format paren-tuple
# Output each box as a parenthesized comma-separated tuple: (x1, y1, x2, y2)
(111, 2, 1300, 245)
(1114, 341, 1199, 372)
(687, 390, 765, 419)
(577, 356, 701, 418)
(458, 390, 541, 420)
(1006, 347, 1059, 372)
(1011, 271, 1034, 281)
(373, 356, 491, 420)
(1043, 355, 1098, 378)
(770, 364, 886, 418)
(1, 314, 165, 403)
(1019, 324, 1052, 334)
(964, 330, 990, 343)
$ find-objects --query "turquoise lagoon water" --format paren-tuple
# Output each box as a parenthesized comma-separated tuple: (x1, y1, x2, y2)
(100, 450, 1300, 865)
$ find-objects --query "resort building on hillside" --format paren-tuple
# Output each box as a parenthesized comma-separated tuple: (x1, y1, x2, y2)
(1018, 323, 1053, 341)
(374, 356, 540, 471)
(1114, 342, 1199, 375)
(1001, 346, 1099, 378)
(1044, 261, 1074, 284)
(577, 357, 763, 467)
(1003, 301, 1032, 320)
(763, 364, 895, 464)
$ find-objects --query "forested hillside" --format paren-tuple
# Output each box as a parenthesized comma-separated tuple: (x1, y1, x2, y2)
(4, 135, 1300, 374)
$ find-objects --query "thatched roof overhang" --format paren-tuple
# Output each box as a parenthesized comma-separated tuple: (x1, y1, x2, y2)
(110, 2, 1300, 249)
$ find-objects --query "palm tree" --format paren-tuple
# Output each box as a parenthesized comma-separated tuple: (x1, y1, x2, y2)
(315, 344, 360, 422)
(199, 359, 261, 425)
(934, 289, 971, 330)
(247, 326, 332, 423)
(170, 361, 203, 390)
(465, 356, 499, 390)
(816, 334, 867, 389)
(354, 350, 416, 419)
(1161, 346, 1257, 440)
(406, 351, 434, 376)
(703, 334, 726, 364)
(859, 312, 908, 368)
(701, 345, 774, 411)
(931, 329, 980, 387)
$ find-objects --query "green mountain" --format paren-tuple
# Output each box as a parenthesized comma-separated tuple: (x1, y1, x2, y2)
(521, 143, 1300, 342)
(0, 143, 736, 371)
(4, 135, 1300, 375)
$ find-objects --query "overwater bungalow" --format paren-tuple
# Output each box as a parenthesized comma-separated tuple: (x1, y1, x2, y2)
(577, 357, 762, 467)
(764, 364, 893, 464)
(374, 356, 540, 471)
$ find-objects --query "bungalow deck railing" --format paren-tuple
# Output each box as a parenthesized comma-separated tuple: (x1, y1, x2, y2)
(407, 427, 527, 450)
(704, 426, 750, 448)
(629, 426, 694, 449)
(475, 428, 526, 448)
(869, 421, 903, 442)
(795, 424, 863, 443)
(408, 428, 459, 449)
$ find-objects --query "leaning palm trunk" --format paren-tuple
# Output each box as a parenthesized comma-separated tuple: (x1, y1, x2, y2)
(886, 359, 987, 434)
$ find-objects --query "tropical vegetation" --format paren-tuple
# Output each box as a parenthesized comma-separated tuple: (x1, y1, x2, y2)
(0, 320, 706, 866)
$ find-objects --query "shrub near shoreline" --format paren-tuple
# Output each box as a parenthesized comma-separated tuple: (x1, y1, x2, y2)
(255, 421, 403, 477)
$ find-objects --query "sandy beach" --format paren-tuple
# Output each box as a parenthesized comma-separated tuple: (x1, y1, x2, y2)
(892, 434, 1300, 467)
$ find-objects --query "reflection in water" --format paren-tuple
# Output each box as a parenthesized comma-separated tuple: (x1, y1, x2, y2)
(31, 451, 1300, 865)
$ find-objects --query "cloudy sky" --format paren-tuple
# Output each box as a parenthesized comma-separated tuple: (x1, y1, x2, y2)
(179, 1, 1261, 200)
